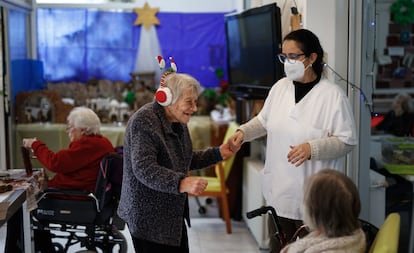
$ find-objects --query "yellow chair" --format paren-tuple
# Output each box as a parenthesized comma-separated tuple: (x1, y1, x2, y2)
(369, 213, 401, 253)
(191, 121, 239, 234)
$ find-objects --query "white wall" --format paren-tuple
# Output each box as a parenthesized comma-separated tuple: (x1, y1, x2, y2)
(251, 0, 300, 38)
(0, 11, 5, 170)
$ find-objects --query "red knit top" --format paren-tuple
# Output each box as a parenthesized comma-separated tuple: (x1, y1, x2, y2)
(31, 135, 115, 192)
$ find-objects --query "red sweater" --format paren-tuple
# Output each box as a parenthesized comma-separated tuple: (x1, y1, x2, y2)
(31, 135, 115, 192)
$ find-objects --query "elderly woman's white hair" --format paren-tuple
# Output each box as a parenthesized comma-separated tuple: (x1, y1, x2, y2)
(162, 73, 202, 105)
(391, 92, 413, 116)
(67, 107, 101, 135)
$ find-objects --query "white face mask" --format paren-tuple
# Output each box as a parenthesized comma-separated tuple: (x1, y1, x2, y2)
(284, 59, 309, 81)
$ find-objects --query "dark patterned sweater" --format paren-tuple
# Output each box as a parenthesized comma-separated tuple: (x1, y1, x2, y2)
(118, 102, 220, 246)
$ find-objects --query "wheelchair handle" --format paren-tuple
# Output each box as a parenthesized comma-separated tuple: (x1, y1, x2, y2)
(246, 206, 273, 219)
(246, 205, 288, 248)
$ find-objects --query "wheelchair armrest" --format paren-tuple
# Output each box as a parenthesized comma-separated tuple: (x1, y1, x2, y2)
(41, 187, 89, 195)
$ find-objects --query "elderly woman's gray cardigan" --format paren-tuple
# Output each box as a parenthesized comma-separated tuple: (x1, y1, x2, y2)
(118, 102, 222, 246)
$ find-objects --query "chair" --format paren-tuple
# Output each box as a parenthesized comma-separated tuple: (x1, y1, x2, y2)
(190, 121, 239, 234)
(369, 212, 401, 253)
(31, 153, 126, 253)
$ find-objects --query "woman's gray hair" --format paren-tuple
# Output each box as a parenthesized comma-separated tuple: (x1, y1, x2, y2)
(163, 73, 201, 104)
(392, 92, 413, 113)
(303, 169, 361, 237)
(67, 107, 101, 135)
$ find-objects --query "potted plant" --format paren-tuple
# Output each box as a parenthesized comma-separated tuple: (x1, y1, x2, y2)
(391, 0, 414, 43)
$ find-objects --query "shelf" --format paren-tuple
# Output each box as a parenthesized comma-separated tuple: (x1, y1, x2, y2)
(374, 88, 414, 94)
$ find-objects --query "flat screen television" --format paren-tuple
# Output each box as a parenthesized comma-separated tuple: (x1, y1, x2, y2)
(225, 3, 283, 99)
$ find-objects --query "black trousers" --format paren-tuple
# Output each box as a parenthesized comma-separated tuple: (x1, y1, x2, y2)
(131, 221, 189, 253)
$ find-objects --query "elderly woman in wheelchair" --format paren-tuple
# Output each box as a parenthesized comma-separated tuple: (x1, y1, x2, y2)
(23, 107, 118, 253)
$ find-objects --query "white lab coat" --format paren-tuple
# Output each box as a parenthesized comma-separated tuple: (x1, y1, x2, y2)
(257, 77, 357, 220)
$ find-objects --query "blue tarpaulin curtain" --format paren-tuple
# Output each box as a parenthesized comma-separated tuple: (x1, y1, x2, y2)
(11, 59, 46, 100)
(8, 9, 46, 101)
(9, 9, 27, 60)
(36, 8, 228, 88)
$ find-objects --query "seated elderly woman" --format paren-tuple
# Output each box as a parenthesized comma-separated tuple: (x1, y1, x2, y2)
(281, 169, 366, 253)
(374, 92, 414, 137)
(22, 106, 115, 252)
(23, 106, 115, 192)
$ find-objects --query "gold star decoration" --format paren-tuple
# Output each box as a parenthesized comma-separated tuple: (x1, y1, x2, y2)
(133, 2, 160, 30)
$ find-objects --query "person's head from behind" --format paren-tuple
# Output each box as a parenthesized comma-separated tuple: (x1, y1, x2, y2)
(66, 107, 101, 142)
(303, 169, 361, 237)
(391, 92, 412, 116)
(157, 73, 201, 124)
(280, 29, 325, 82)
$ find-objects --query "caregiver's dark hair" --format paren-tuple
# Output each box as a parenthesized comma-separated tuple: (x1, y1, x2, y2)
(283, 29, 325, 80)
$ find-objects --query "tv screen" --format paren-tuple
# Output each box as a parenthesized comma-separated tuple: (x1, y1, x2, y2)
(225, 3, 283, 99)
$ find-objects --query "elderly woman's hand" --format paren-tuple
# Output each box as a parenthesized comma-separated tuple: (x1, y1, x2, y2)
(227, 130, 244, 153)
(219, 143, 236, 160)
(22, 138, 38, 149)
(179, 177, 208, 195)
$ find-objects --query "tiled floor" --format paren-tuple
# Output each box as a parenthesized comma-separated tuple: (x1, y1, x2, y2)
(186, 217, 263, 253)
(120, 217, 264, 253)
(186, 197, 265, 253)
(121, 196, 265, 253)
(52, 197, 266, 252)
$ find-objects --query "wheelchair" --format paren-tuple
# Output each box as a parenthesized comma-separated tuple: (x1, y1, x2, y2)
(247, 205, 381, 253)
(31, 153, 127, 253)
(246, 205, 307, 249)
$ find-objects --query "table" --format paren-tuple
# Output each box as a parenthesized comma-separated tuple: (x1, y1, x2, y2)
(187, 116, 211, 149)
(371, 135, 414, 252)
(0, 189, 32, 252)
(14, 123, 126, 169)
(0, 169, 41, 253)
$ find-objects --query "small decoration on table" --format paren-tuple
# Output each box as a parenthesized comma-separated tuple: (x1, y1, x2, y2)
(0, 184, 12, 193)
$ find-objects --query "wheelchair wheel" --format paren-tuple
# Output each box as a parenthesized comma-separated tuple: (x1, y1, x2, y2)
(205, 197, 213, 205)
(116, 232, 128, 253)
(53, 242, 65, 253)
(198, 206, 207, 214)
(109, 231, 128, 253)
(95, 231, 128, 253)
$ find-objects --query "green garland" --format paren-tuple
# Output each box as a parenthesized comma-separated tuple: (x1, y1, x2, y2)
(391, 0, 414, 26)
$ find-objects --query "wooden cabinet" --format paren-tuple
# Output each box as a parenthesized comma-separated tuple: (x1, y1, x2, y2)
(242, 158, 269, 250)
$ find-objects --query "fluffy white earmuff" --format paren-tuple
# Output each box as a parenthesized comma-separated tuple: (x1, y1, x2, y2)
(155, 86, 172, 106)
